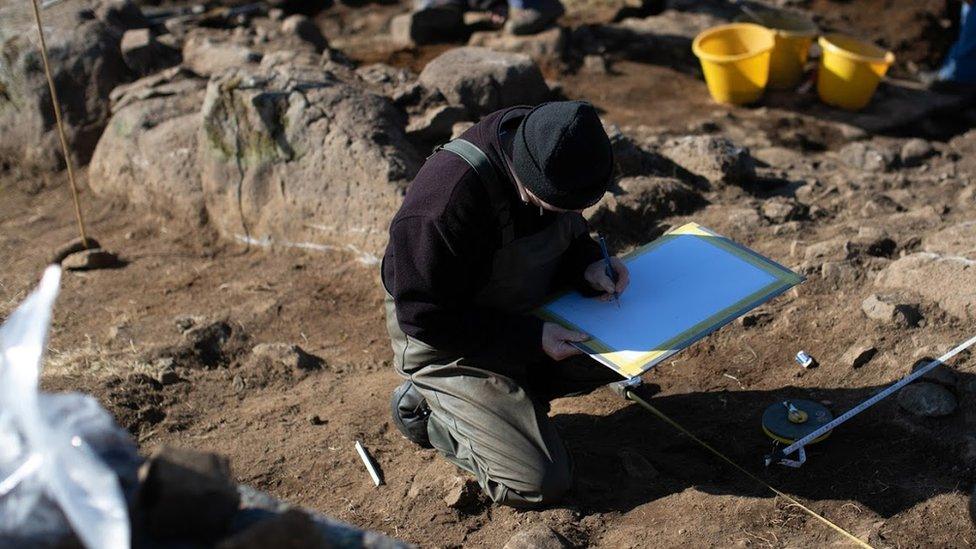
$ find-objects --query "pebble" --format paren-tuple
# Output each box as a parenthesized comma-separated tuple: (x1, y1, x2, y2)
(900, 138, 935, 167)
(443, 478, 482, 512)
(503, 526, 568, 549)
(232, 375, 246, 393)
(842, 340, 877, 369)
(62, 248, 121, 271)
(157, 369, 182, 386)
(307, 414, 326, 426)
(861, 294, 921, 327)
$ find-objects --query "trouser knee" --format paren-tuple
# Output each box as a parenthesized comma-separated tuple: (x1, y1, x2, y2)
(500, 459, 572, 510)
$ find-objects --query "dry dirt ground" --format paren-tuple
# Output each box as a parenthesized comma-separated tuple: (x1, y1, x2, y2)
(3, 0, 976, 547)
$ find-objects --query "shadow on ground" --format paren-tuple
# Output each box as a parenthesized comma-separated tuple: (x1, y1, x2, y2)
(555, 374, 974, 518)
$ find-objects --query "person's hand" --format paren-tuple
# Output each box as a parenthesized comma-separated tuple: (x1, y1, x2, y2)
(542, 322, 588, 361)
(584, 257, 630, 301)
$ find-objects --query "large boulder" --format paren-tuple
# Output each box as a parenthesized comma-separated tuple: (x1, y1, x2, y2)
(418, 47, 550, 117)
(876, 253, 976, 321)
(0, 0, 141, 170)
(89, 68, 208, 224)
(198, 61, 423, 257)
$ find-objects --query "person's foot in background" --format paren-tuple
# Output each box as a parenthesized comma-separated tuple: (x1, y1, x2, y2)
(920, 1, 976, 93)
(505, 0, 565, 35)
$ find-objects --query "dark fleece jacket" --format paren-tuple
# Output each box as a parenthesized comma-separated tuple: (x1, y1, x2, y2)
(381, 106, 603, 364)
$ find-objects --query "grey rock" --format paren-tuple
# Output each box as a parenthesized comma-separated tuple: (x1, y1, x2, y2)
(407, 105, 468, 145)
(838, 141, 895, 172)
(218, 509, 323, 549)
(182, 33, 262, 77)
(120, 28, 180, 76)
(820, 260, 858, 284)
(726, 207, 763, 231)
(174, 314, 203, 333)
(660, 135, 755, 187)
(139, 446, 241, 539)
(157, 368, 182, 385)
(467, 27, 568, 64)
(443, 478, 483, 512)
(921, 222, 976, 261)
(503, 526, 568, 549)
(585, 176, 703, 241)
(739, 310, 772, 328)
(761, 196, 806, 224)
(62, 248, 121, 271)
(232, 374, 246, 393)
(900, 138, 935, 167)
(418, 47, 550, 117)
(356, 63, 415, 98)
(280, 14, 328, 52)
(198, 61, 422, 256)
(852, 226, 896, 257)
(250, 343, 323, 372)
(0, 0, 136, 170)
(89, 69, 208, 225)
(876, 253, 976, 321)
(861, 294, 921, 327)
(897, 382, 957, 417)
(841, 340, 877, 368)
(804, 238, 852, 264)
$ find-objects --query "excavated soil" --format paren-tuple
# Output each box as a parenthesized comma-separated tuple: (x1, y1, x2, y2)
(3, 0, 976, 547)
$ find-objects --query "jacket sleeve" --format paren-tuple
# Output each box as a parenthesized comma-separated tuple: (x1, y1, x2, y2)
(387, 214, 546, 362)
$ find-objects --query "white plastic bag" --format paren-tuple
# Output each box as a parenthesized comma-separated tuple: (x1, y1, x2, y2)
(0, 266, 130, 549)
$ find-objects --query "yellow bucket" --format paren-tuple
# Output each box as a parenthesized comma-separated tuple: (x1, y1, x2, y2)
(692, 23, 775, 105)
(747, 9, 818, 90)
(817, 33, 895, 111)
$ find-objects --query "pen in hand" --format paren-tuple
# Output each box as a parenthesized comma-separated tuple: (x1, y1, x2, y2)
(597, 234, 620, 308)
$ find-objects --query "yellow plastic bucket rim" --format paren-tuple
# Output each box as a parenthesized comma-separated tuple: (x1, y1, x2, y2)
(818, 33, 895, 65)
(692, 23, 775, 64)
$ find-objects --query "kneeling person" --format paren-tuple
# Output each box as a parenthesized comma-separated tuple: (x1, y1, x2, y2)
(382, 101, 629, 508)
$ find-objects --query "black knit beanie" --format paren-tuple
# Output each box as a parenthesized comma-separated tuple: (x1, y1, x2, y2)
(511, 101, 614, 210)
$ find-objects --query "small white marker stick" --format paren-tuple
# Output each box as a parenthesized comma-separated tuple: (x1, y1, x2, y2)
(355, 440, 382, 487)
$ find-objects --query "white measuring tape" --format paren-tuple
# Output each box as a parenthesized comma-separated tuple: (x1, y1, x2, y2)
(767, 334, 976, 467)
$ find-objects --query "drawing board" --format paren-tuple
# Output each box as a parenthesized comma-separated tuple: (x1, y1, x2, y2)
(538, 223, 803, 378)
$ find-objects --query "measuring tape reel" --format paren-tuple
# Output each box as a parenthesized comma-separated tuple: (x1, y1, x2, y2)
(762, 399, 833, 446)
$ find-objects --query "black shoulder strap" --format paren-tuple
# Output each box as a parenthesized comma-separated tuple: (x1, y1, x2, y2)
(438, 139, 515, 246)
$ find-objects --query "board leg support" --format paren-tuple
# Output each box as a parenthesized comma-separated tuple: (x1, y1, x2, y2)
(764, 445, 807, 468)
(610, 376, 643, 398)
